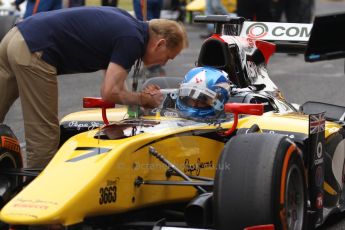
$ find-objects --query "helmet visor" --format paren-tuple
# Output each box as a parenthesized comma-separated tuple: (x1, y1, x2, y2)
(178, 83, 217, 109)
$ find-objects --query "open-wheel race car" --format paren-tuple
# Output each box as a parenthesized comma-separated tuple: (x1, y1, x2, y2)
(1, 13, 345, 230)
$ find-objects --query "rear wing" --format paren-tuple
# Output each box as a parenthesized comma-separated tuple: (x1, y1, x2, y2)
(194, 15, 312, 54)
(240, 21, 311, 42)
(305, 12, 345, 62)
(240, 21, 312, 53)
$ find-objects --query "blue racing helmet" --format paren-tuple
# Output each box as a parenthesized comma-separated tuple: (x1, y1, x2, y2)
(176, 67, 231, 119)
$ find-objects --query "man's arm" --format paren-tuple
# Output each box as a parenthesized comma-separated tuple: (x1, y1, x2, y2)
(101, 62, 163, 108)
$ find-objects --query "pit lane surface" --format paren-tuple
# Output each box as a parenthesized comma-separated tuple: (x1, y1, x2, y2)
(3, 0, 345, 229)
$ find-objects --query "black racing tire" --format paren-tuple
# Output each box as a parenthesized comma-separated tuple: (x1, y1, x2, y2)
(323, 132, 344, 207)
(214, 133, 307, 230)
(0, 125, 23, 208)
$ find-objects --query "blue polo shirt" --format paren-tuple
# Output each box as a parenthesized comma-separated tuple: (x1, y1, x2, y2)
(17, 7, 149, 75)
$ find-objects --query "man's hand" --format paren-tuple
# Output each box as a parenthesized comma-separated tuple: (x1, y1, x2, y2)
(142, 84, 160, 94)
(140, 85, 163, 109)
(102, 63, 164, 108)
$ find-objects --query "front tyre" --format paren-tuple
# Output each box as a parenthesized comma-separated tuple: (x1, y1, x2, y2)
(214, 133, 307, 230)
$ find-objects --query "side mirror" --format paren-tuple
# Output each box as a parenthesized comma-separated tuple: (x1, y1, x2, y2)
(83, 97, 115, 109)
(83, 97, 115, 125)
(223, 103, 264, 136)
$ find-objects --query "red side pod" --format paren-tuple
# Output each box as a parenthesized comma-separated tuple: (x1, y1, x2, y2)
(255, 40, 276, 64)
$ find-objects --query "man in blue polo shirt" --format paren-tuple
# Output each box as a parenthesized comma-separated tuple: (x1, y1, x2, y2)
(0, 6, 187, 168)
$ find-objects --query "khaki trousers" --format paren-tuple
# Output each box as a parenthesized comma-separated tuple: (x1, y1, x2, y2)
(0, 27, 59, 168)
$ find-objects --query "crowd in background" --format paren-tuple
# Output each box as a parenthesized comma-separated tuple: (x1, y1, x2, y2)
(0, 0, 314, 75)
(5, 0, 314, 24)
(0, 0, 315, 68)
(197, 0, 314, 38)
(237, 0, 314, 23)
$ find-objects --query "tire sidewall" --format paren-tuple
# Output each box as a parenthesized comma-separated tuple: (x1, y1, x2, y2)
(272, 142, 307, 230)
(214, 134, 307, 230)
(0, 148, 23, 206)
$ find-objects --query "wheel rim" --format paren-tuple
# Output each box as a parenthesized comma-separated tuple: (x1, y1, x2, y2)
(285, 165, 305, 230)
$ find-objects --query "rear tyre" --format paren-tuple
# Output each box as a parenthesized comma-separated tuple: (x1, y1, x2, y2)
(214, 133, 307, 230)
(0, 125, 23, 208)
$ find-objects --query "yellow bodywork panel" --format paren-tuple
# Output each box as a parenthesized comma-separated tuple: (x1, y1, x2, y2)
(0, 119, 224, 225)
(0, 111, 341, 226)
(60, 107, 128, 123)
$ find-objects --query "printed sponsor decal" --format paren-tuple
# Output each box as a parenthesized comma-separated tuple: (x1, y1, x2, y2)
(316, 142, 323, 159)
(1, 136, 20, 153)
(252, 129, 304, 140)
(240, 21, 312, 42)
(11, 198, 58, 210)
(67, 121, 102, 131)
(246, 22, 268, 39)
(12, 203, 49, 210)
(308, 112, 325, 223)
(310, 113, 325, 167)
(149, 108, 179, 117)
(184, 158, 213, 176)
(163, 111, 179, 117)
(310, 113, 325, 134)
(314, 158, 324, 165)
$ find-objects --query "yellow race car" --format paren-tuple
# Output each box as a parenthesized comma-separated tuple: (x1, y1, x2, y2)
(0, 14, 345, 230)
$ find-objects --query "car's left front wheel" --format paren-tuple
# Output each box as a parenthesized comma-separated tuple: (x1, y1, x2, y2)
(214, 133, 307, 230)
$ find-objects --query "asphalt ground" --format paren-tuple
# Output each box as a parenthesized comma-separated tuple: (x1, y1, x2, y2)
(2, 0, 345, 228)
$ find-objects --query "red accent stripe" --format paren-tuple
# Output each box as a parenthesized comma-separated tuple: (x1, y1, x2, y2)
(32, 0, 41, 15)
